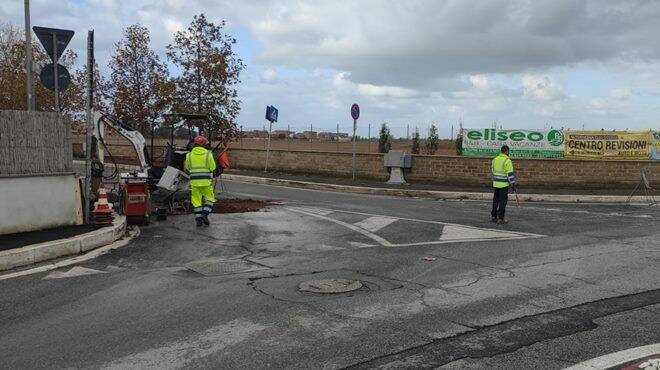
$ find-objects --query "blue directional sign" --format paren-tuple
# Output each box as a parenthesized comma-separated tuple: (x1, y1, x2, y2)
(351, 103, 360, 120)
(265, 105, 278, 123)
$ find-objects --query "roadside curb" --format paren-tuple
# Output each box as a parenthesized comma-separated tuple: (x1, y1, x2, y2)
(0, 215, 127, 272)
(222, 174, 650, 204)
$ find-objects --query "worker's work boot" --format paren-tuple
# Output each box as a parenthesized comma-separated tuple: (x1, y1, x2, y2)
(497, 219, 509, 225)
(202, 213, 210, 226)
(490, 217, 497, 223)
(196, 218, 203, 227)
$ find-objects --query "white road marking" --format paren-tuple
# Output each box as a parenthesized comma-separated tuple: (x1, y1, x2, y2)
(354, 216, 398, 232)
(43, 266, 106, 279)
(288, 207, 394, 247)
(348, 241, 378, 248)
(440, 225, 522, 241)
(0, 227, 139, 282)
(286, 206, 543, 248)
(315, 207, 543, 238)
(292, 206, 335, 216)
(563, 343, 660, 370)
(100, 319, 267, 369)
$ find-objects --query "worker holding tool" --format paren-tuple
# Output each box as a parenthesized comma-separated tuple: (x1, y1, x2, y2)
(185, 135, 217, 227)
(491, 145, 517, 224)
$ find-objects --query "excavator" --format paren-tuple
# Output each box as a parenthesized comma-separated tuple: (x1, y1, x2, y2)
(90, 113, 229, 224)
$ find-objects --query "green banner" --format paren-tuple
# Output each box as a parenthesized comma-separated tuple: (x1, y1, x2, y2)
(461, 129, 565, 158)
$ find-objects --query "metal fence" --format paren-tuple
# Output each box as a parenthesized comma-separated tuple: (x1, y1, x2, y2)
(0, 110, 73, 176)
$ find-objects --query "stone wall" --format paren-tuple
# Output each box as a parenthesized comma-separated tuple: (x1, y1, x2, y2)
(228, 148, 660, 190)
(0, 110, 73, 176)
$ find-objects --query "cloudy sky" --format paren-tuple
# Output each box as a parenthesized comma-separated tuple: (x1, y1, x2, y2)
(3, 0, 660, 137)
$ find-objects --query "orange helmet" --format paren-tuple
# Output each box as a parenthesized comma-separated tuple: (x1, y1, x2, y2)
(194, 135, 208, 146)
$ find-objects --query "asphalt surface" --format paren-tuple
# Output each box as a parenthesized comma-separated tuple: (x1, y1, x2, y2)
(0, 180, 658, 369)
(1, 224, 96, 251)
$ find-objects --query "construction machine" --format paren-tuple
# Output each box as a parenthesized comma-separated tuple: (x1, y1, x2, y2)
(90, 113, 218, 224)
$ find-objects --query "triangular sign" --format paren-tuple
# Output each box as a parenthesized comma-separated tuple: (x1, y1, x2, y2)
(32, 26, 75, 63)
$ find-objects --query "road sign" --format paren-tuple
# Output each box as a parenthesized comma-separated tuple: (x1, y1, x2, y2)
(32, 26, 74, 63)
(40, 63, 71, 91)
(351, 103, 360, 120)
(265, 105, 278, 123)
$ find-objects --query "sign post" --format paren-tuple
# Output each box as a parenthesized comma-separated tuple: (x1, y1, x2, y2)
(33, 26, 74, 112)
(351, 103, 360, 181)
(264, 105, 278, 172)
(84, 30, 94, 224)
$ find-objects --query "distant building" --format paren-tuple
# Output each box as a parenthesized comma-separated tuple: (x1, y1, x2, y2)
(302, 131, 318, 140)
(242, 130, 269, 139)
(318, 132, 334, 140)
(272, 130, 293, 139)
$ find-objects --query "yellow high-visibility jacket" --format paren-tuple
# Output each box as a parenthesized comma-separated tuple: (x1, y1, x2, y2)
(184, 146, 217, 187)
(492, 153, 516, 188)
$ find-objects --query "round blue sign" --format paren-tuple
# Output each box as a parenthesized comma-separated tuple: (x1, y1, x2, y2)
(351, 103, 360, 120)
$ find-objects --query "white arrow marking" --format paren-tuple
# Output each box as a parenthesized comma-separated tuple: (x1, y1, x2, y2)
(44, 266, 107, 280)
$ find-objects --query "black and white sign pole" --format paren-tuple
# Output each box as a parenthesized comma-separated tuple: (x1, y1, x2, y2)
(351, 103, 360, 181)
(84, 30, 94, 223)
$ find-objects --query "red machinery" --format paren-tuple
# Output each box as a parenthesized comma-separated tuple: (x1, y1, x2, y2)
(120, 172, 151, 225)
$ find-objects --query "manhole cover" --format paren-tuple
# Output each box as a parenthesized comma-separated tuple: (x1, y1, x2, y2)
(299, 279, 363, 294)
(186, 260, 267, 276)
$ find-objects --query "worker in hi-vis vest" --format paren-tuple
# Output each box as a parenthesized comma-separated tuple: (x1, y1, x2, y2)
(491, 145, 516, 224)
(184, 135, 217, 227)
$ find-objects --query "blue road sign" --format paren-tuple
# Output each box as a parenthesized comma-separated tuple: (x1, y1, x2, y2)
(351, 103, 360, 120)
(40, 63, 71, 91)
(266, 105, 278, 123)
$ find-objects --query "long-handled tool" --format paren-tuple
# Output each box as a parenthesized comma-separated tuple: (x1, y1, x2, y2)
(513, 187, 520, 207)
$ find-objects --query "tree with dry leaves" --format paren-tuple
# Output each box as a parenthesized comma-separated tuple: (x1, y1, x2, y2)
(106, 24, 173, 135)
(166, 14, 245, 141)
(0, 23, 107, 126)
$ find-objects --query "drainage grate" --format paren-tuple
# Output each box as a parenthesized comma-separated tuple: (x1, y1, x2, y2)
(299, 279, 363, 294)
(186, 260, 268, 276)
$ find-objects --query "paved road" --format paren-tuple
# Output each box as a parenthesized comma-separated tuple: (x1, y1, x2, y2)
(1, 180, 658, 369)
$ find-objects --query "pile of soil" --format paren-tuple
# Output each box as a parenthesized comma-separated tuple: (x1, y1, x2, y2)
(166, 198, 274, 216)
(213, 199, 274, 213)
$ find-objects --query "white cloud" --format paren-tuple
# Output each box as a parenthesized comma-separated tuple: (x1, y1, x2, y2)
(522, 75, 565, 101)
(259, 68, 278, 84)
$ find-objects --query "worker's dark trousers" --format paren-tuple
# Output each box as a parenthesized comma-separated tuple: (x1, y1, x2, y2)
(491, 187, 509, 220)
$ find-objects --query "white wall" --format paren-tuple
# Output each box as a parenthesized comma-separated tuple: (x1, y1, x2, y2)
(0, 174, 83, 235)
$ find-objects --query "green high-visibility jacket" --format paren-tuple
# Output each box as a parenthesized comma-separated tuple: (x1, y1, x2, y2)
(184, 146, 217, 187)
(492, 153, 516, 188)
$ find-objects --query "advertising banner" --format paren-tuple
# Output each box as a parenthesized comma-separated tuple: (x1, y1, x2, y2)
(564, 131, 651, 160)
(652, 131, 660, 160)
(461, 128, 565, 158)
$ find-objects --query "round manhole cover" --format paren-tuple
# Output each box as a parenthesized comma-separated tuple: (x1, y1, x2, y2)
(299, 279, 363, 294)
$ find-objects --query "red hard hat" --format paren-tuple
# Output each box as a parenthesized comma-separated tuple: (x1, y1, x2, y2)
(194, 135, 208, 146)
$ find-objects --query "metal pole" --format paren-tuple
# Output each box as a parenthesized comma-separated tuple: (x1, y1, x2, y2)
(52, 33, 59, 112)
(287, 124, 290, 151)
(84, 30, 94, 224)
(368, 123, 371, 153)
(24, 0, 35, 110)
(264, 120, 272, 172)
(352, 119, 357, 181)
(336, 123, 339, 152)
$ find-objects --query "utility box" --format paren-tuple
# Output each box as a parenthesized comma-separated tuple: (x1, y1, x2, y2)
(384, 150, 412, 185)
(384, 150, 412, 168)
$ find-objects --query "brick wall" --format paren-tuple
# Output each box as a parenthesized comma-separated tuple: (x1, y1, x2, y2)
(229, 148, 660, 190)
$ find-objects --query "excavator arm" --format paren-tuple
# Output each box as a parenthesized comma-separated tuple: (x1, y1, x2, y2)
(92, 113, 151, 171)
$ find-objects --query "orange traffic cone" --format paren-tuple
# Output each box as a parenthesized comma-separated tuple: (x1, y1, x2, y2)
(92, 183, 114, 227)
